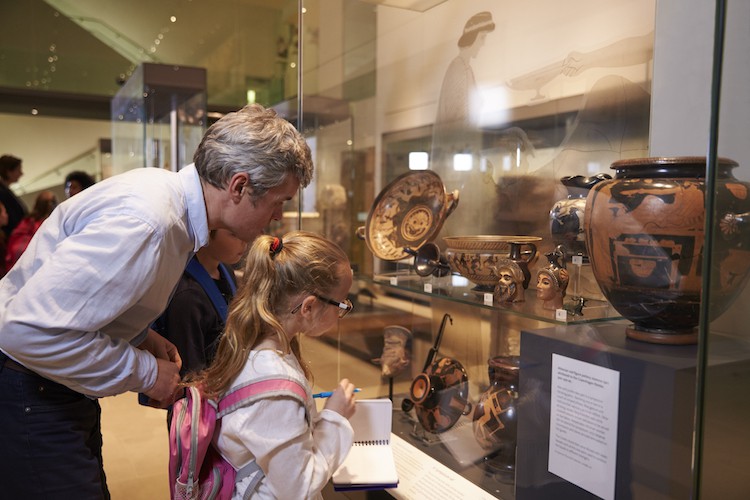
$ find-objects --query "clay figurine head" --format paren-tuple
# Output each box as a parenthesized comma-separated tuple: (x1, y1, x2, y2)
(536, 249, 570, 310)
(493, 259, 525, 303)
(372, 325, 412, 378)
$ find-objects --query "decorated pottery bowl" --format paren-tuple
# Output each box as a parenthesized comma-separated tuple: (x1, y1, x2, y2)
(409, 356, 471, 434)
(443, 235, 541, 292)
(357, 170, 459, 261)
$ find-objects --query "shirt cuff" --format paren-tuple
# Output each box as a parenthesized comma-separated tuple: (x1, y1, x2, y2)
(130, 327, 150, 346)
(132, 348, 158, 393)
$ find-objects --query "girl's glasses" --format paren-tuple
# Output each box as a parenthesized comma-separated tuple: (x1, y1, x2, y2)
(290, 294, 353, 319)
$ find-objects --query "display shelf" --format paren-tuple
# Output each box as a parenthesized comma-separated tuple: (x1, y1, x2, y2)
(390, 404, 516, 500)
(363, 272, 621, 326)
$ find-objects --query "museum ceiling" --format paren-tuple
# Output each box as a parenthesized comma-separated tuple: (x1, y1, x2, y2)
(0, 0, 296, 116)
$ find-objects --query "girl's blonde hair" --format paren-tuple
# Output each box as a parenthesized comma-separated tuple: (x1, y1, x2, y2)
(194, 230, 348, 396)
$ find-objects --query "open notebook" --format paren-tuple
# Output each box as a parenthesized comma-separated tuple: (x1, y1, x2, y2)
(332, 399, 399, 491)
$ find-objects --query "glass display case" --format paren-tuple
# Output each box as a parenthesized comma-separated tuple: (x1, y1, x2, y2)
(111, 63, 207, 175)
(289, 1, 750, 498)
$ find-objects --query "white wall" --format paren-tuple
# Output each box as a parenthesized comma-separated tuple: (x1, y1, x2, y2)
(651, 0, 750, 180)
(651, 0, 750, 335)
(375, 0, 655, 135)
(0, 113, 110, 192)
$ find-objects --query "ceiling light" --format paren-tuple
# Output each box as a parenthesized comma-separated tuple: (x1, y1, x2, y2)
(453, 153, 472, 171)
(409, 152, 428, 170)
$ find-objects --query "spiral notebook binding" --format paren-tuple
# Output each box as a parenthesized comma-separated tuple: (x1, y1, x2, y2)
(353, 439, 389, 446)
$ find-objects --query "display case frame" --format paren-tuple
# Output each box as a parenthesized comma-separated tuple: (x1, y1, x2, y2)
(111, 63, 207, 175)
(292, 1, 750, 498)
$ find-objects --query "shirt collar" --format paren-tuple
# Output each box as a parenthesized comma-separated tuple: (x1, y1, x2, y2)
(179, 163, 209, 252)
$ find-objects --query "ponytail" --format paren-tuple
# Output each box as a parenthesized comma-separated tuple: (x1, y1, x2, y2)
(193, 231, 347, 396)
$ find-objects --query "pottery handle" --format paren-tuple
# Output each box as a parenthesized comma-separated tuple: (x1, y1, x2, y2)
(444, 190, 460, 218)
(521, 243, 537, 263)
(561, 173, 612, 190)
(355, 226, 366, 240)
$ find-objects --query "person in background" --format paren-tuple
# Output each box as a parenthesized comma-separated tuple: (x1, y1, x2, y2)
(0, 202, 8, 277)
(188, 231, 357, 499)
(0, 154, 28, 239)
(5, 190, 58, 270)
(147, 228, 247, 419)
(64, 170, 96, 198)
(154, 228, 247, 379)
(0, 104, 314, 498)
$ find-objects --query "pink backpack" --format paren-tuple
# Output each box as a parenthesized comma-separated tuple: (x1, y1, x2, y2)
(169, 378, 308, 500)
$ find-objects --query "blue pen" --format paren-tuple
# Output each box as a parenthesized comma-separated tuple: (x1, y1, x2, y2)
(313, 388, 361, 398)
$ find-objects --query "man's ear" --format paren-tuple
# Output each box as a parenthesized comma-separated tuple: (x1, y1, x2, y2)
(228, 172, 251, 202)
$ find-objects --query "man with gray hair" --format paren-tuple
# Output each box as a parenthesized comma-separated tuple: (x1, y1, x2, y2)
(0, 104, 313, 498)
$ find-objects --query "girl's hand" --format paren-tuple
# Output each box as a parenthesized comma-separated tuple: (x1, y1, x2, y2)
(323, 378, 357, 419)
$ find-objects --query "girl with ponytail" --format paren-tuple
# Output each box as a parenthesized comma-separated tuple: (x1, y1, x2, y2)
(189, 230, 357, 499)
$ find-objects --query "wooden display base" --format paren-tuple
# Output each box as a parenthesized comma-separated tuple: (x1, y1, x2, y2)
(626, 325, 698, 345)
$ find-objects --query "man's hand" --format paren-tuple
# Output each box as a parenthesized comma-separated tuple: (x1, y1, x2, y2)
(138, 329, 182, 407)
(139, 328, 182, 368)
(142, 358, 182, 408)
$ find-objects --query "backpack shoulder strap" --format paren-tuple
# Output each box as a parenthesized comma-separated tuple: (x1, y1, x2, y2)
(217, 377, 310, 499)
(235, 461, 263, 500)
(218, 262, 237, 296)
(185, 257, 232, 321)
(217, 376, 308, 418)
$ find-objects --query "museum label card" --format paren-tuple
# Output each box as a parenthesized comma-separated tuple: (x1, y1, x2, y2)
(548, 354, 620, 500)
(388, 434, 497, 500)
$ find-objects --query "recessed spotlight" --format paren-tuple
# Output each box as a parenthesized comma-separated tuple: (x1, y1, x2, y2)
(31, 108, 39, 115)
(170, 16, 177, 23)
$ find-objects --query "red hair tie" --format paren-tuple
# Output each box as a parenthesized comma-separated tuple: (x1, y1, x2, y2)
(269, 236, 284, 257)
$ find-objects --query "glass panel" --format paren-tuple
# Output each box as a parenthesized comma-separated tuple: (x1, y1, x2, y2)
(299, 1, 657, 498)
(699, 0, 750, 496)
(111, 63, 206, 175)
